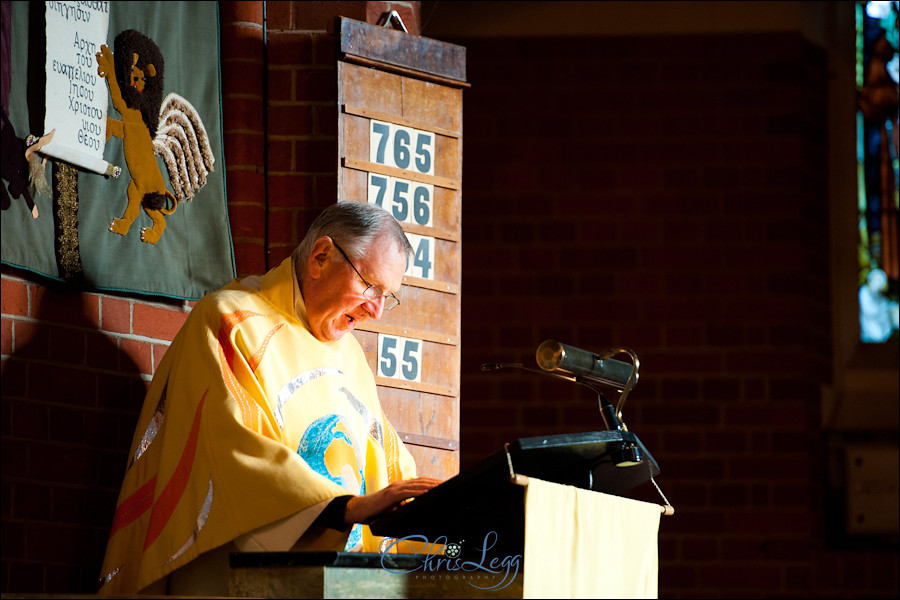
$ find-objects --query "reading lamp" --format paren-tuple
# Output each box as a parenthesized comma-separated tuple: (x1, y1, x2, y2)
(482, 340, 644, 468)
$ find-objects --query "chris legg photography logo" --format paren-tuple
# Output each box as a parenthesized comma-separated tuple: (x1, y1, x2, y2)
(380, 531, 521, 591)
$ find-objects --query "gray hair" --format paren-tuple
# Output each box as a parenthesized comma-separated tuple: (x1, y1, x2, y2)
(293, 202, 412, 265)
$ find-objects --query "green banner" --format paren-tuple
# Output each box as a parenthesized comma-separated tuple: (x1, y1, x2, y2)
(2, 1, 234, 300)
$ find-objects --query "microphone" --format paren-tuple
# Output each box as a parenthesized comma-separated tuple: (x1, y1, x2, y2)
(535, 340, 635, 389)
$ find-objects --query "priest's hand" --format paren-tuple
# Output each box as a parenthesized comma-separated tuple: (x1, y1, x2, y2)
(344, 477, 443, 525)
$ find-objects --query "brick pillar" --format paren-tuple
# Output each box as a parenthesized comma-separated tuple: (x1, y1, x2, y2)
(220, 2, 267, 276)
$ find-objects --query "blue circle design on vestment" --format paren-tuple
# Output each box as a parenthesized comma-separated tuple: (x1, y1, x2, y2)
(298, 414, 366, 551)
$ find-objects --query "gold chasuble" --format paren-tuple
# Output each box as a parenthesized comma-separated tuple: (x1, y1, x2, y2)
(98, 258, 416, 595)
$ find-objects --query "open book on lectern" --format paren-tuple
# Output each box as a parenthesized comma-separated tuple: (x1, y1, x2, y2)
(369, 430, 664, 559)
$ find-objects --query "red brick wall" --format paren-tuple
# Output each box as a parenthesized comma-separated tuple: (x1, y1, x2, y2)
(0, 275, 190, 591)
(453, 34, 897, 598)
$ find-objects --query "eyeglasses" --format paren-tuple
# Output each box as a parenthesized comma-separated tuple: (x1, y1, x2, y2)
(332, 242, 401, 311)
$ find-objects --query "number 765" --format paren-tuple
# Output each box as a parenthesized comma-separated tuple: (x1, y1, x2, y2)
(370, 121, 434, 176)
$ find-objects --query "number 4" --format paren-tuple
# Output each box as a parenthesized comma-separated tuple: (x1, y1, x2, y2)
(414, 239, 433, 280)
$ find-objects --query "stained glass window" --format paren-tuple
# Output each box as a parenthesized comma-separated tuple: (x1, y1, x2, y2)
(856, 1, 900, 343)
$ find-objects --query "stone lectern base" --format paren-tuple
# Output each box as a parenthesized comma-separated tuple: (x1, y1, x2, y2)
(228, 552, 524, 599)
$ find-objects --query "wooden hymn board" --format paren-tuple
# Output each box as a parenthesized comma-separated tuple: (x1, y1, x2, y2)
(336, 18, 468, 481)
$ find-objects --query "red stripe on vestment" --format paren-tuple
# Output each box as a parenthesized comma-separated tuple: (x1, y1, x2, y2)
(109, 475, 157, 537)
(219, 340, 255, 429)
(142, 391, 206, 550)
(217, 311, 272, 430)
(217, 310, 262, 370)
(249, 323, 285, 372)
(219, 311, 260, 353)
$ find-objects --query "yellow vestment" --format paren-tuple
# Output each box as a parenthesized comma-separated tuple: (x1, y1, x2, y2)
(97, 257, 416, 595)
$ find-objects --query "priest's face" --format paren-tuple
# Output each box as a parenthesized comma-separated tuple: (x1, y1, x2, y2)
(304, 234, 405, 343)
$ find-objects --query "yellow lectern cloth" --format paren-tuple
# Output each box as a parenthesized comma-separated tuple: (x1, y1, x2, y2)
(97, 257, 416, 595)
(523, 478, 661, 599)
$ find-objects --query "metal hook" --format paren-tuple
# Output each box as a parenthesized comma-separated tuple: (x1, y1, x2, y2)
(377, 10, 409, 33)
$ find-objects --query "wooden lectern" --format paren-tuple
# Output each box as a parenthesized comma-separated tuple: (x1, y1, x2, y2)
(230, 431, 668, 598)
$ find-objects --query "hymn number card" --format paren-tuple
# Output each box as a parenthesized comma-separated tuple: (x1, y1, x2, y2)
(367, 174, 434, 228)
(369, 120, 435, 176)
(403, 233, 435, 280)
(377, 333, 422, 383)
